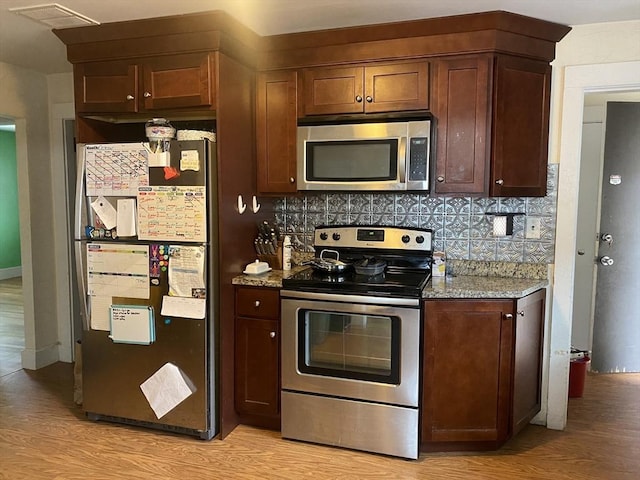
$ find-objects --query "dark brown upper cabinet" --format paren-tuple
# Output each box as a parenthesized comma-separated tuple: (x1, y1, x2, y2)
(433, 54, 551, 197)
(300, 61, 429, 117)
(256, 70, 298, 194)
(74, 53, 215, 115)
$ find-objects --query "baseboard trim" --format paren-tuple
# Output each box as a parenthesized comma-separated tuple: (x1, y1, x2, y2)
(21, 343, 59, 370)
(0, 267, 22, 280)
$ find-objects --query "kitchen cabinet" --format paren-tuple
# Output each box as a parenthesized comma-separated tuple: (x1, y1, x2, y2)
(234, 286, 281, 428)
(433, 54, 551, 196)
(74, 53, 215, 114)
(256, 70, 298, 194)
(300, 61, 429, 116)
(421, 289, 545, 451)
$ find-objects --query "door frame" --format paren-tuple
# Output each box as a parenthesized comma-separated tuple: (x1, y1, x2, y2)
(550, 60, 640, 430)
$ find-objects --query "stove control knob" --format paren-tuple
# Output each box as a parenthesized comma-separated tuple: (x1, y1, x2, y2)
(320, 232, 328, 241)
(416, 235, 425, 244)
(332, 232, 341, 241)
(401, 235, 410, 243)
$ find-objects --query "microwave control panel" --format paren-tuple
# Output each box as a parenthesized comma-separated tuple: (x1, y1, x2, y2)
(408, 137, 429, 181)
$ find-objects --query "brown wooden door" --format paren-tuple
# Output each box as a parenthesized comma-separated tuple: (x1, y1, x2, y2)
(512, 289, 545, 435)
(364, 61, 429, 113)
(302, 66, 364, 115)
(74, 61, 138, 113)
(490, 55, 550, 197)
(234, 287, 280, 418)
(256, 70, 298, 194)
(433, 55, 491, 194)
(235, 316, 280, 417)
(421, 299, 514, 448)
(142, 53, 215, 111)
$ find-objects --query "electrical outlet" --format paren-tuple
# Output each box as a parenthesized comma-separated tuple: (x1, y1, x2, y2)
(526, 217, 541, 239)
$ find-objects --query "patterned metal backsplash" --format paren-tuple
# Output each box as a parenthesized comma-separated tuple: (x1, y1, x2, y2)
(273, 164, 558, 264)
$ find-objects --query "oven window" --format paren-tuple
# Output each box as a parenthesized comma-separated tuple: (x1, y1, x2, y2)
(298, 310, 400, 384)
(306, 140, 398, 181)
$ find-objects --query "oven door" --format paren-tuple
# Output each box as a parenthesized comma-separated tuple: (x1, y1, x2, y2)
(281, 294, 420, 407)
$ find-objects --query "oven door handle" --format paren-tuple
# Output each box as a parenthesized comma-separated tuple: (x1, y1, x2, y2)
(280, 289, 419, 307)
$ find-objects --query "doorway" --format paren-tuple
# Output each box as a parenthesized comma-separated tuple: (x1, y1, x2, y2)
(551, 61, 640, 430)
(0, 117, 24, 376)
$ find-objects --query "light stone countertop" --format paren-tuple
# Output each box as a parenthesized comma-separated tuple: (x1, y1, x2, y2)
(232, 267, 548, 299)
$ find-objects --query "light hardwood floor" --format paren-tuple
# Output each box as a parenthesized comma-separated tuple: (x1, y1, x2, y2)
(0, 365, 638, 479)
(0, 277, 638, 479)
(0, 276, 24, 377)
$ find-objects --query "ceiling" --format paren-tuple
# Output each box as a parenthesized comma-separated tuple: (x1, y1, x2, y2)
(1, 0, 640, 75)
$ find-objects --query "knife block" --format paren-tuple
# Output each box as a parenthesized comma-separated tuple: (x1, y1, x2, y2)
(258, 250, 282, 270)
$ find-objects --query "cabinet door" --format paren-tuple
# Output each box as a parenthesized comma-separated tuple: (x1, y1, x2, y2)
(302, 66, 364, 115)
(364, 61, 429, 113)
(74, 61, 138, 113)
(235, 316, 280, 417)
(512, 289, 545, 435)
(256, 71, 298, 194)
(422, 299, 514, 446)
(490, 56, 550, 197)
(142, 53, 215, 111)
(433, 55, 491, 194)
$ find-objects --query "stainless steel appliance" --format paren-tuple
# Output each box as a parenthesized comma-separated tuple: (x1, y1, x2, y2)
(297, 120, 431, 191)
(74, 139, 218, 439)
(281, 225, 432, 459)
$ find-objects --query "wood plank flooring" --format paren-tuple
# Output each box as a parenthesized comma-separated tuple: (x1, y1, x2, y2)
(0, 276, 24, 377)
(1, 363, 638, 479)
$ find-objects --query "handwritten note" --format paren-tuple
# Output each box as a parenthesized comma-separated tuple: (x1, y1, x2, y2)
(137, 186, 207, 242)
(85, 143, 149, 196)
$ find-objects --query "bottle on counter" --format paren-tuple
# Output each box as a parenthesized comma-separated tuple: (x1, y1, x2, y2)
(282, 235, 292, 271)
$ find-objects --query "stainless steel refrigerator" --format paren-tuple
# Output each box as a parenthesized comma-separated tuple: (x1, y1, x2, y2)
(74, 139, 218, 439)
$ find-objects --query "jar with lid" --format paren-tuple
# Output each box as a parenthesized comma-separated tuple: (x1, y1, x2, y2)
(145, 118, 175, 153)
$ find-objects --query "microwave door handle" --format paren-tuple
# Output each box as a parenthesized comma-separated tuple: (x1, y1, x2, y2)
(398, 137, 407, 183)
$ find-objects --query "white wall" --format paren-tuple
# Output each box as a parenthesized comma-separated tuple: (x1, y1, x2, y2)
(0, 61, 57, 368)
(546, 20, 640, 429)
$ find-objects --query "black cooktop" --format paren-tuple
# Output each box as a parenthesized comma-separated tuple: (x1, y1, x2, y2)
(281, 266, 431, 298)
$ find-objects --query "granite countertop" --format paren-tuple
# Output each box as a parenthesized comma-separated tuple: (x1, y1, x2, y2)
(423, 275, 548, 299)
(232, 267, 548, 299)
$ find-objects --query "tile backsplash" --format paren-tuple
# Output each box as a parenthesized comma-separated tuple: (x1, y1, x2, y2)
(273, 164, 558, 264)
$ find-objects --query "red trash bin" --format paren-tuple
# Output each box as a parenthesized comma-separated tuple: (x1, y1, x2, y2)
(568, 354, 590, 398)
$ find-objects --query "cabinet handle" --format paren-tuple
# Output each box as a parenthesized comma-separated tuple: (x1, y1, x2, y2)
(126, 95, 134, 101)
(290, 177, 295, 183)
(254, 300, 261, 308)
(269, 331, 276, 339)
(366, 95, 373, 103)
(355, 95, 363, 103)
(517, 310, 525, 316)
(495, 179, 504, 185)
(144, 92, 152, 98)
(504, 313, 513, 320)
(436, 175, 445, 183)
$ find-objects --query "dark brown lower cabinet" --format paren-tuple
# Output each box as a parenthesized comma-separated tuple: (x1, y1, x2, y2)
(234, 286, 280, 429)
(421, 289, 545, 451)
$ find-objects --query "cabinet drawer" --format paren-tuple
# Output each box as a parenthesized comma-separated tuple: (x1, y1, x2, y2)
(236, 287, 280, 319)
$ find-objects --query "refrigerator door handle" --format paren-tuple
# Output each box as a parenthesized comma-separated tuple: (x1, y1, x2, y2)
(75, 241, 90, 331)
(75, 144, 87, 240)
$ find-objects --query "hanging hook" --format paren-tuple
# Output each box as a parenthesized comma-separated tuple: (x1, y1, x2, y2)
(237, 194, 246, 214)
(252, 195, 261, 214)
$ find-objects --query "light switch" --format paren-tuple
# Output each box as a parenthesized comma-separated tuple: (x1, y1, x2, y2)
(526, 217, 541, 239)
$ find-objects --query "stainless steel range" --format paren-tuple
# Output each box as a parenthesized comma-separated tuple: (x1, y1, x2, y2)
(280, 225, 432, 459)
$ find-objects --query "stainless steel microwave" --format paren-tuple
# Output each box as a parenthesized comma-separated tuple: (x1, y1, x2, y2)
(297, 120, 431, 191)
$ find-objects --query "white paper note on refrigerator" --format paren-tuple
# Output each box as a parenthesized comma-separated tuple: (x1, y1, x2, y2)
(140, 362, 196, 419)
(90, 196, 117, 230)
(87, 243, 150, 299)
(90, 295, 112, 331)
(116, 198, 137, 237)
(167, 245, 206, 298)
